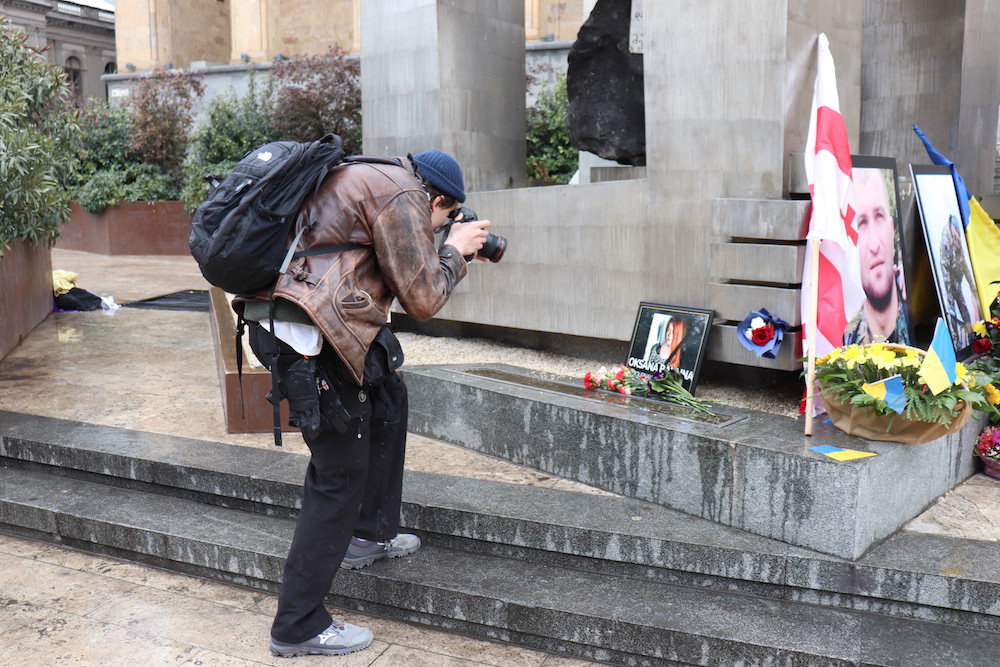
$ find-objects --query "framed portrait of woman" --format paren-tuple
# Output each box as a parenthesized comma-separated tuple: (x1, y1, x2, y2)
(626, 303, 714, 393)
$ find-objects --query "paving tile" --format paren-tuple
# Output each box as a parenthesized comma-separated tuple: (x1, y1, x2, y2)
(0, 532, 59, 558)
(903, 474, 1000, 541)
(370, 643, 505, 667)
(0, 551, 136, 616)
(84, 585, 277, 662)
(352, 614, 549, 667)
(178, 643, 389, 666)
(1, 606, 199, 667)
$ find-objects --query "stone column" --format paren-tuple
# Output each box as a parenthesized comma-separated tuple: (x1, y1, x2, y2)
(360, 0, 527, 192)
(860, 0, 1000, 196)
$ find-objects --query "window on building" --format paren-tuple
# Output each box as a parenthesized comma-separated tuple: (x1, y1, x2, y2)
(64, 56, 83, 106)
(104, 62, 117, 75)
(525, 0, 542, 41)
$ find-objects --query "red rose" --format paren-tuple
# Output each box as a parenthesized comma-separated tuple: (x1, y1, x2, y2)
(973, 338, 993, 355)
(751, 325, 775, 346)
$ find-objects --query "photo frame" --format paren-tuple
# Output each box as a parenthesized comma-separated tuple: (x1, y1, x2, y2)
(847, 155, 912, 346)
(625, 303, 714, 393)
(910, 164, 983, 359)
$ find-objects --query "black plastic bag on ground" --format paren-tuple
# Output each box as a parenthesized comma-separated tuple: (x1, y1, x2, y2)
(55, 287, 104, 311)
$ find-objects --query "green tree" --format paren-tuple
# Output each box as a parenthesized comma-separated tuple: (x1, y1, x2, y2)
(0, 17, 81, 253)
(526, 72, 576, 184)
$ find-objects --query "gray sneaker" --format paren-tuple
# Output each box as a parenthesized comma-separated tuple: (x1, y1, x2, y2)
(339, 533, 421, 570)
(269, 620, 373, 657)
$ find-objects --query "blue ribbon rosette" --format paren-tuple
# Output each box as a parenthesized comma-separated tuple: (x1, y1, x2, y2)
(736, 308, 788, 359)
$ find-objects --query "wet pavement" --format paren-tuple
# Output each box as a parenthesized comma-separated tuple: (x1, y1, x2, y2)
(0, 249, 607, 666)
(0, 248, 997, 665)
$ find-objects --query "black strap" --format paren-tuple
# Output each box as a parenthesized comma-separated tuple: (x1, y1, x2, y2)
(292, 242, 364, 260)
(268, 299, 283, 447)
(235, 315, 246, 421)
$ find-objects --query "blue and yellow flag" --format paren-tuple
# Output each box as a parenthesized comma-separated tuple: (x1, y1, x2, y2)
(966, 196, 1000, 317)
(921, 318, 957, 395)
(862, 374, 906, 414)
(914, 125, 1000, 316)
(809, 444, 877, 461)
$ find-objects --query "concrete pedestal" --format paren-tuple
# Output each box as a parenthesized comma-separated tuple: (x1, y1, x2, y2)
(404, 364, 982, 559)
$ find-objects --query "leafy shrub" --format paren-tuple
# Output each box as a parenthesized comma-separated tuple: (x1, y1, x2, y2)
(126, 68, 204, 187)
(266, 47, 361, 153)
(182, 75, 274, 211)
(191, 75, 273, 166)
(526, 72, 576, 184)
(180, 160, 239, 214)
(72, 101, 139, 184)
(0, 16, 81, 252)
(74, 164, 177, 213)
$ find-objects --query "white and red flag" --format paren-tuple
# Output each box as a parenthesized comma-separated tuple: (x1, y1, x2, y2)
(801, 33, 863, 425)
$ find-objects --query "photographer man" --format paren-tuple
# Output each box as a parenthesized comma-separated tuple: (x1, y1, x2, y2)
(239, 149, 490, 657)
(843, 167, 908, 345)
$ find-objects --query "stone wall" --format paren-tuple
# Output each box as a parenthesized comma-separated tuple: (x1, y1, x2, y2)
(361, 0, 527, 193)
(860, 0, 1000, 196)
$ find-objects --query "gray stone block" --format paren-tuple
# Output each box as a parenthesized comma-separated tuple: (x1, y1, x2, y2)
(0, 410, 307, 515)
(403, 364, 981, 559)
(4, 410, 1000, 660)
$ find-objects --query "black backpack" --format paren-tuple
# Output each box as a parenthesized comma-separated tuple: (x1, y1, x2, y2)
(189, 133, 357, 295)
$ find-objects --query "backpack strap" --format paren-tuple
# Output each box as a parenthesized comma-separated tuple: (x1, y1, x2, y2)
(343, 155, 405, 168)
(268, 298, 282, 447)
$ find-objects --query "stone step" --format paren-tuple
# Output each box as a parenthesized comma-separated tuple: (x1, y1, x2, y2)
(2, 410, 1000, 635)
(3, 465, 1000, 667)
(403, 364, 983, 559)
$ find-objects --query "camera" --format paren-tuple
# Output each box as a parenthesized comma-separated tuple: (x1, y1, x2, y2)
(441, 207, 507, 263)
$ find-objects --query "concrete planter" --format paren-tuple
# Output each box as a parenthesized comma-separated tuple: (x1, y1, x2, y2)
(57, 201, 192, 255)
(0, 239, 53, 361)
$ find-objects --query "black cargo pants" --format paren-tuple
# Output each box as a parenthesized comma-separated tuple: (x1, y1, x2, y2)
(259, 327, 407, 644)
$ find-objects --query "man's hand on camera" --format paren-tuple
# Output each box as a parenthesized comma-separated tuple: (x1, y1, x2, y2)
(443, 218, 491, 260)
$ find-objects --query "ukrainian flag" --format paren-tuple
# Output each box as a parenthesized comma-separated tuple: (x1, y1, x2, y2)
(862, 374, 906, 414)
(921, 318, 957, 395)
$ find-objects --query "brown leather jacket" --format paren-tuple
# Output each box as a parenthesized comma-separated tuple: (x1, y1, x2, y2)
(260, 157, 468, 385)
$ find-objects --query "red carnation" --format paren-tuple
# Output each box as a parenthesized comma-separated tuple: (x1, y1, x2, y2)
(973, 338, 993, 355)
(751, 325, 775, 346)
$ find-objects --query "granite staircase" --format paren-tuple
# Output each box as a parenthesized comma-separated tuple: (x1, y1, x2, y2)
(2, 391, 1000, 665)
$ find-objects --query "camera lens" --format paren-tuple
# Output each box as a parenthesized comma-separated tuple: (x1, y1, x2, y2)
(444, 206, 506, 262)
(479, 233, 506, 263)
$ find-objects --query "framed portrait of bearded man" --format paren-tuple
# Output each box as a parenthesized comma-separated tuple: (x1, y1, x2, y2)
(843, 155, 912, 347)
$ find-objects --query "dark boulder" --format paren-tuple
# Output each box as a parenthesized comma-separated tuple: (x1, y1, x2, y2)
(567, 0, 646, 166)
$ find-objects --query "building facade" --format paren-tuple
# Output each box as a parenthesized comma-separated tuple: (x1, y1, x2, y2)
(1, 0, 116, 103)
(112, 0, 584, 71)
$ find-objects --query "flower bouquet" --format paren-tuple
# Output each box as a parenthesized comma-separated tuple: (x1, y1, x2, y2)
(583, 364, 713, 414)
(736, 308, 789, 359)
(813, 343, 987, 444)
(968, 311, 1000, 425)
(974, 425, 1000, 479)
